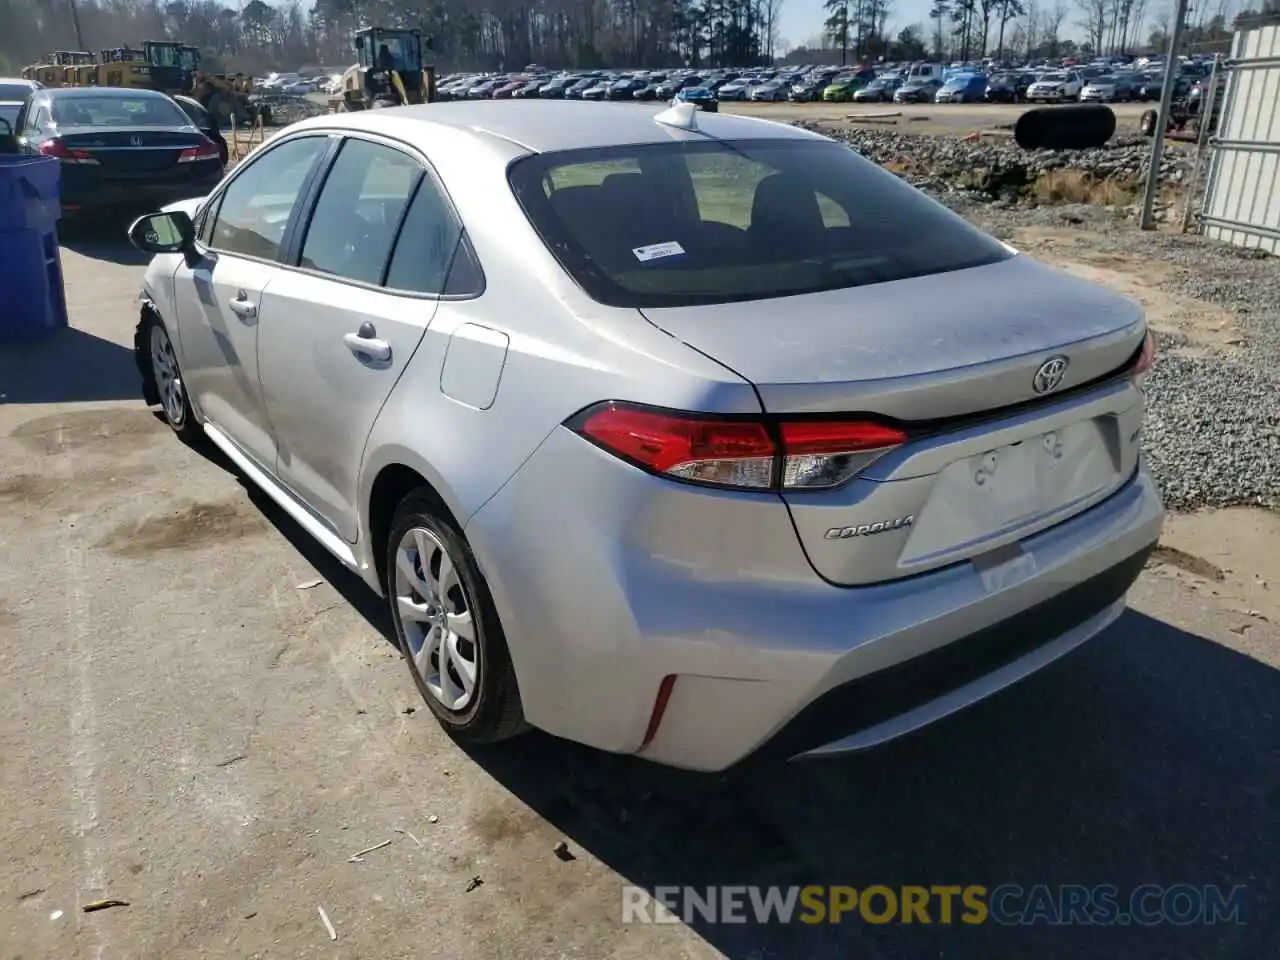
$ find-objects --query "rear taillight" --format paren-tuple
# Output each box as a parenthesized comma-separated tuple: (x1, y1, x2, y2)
(178, 137, 220, 163)
(38, 139, 97, 164)
(1131, 330, 1155, 386)
(779, 420, 908, 489)
(568, 401, 906, 492)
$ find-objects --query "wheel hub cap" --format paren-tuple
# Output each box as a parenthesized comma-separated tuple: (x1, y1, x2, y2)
(393, 527, 478, 712)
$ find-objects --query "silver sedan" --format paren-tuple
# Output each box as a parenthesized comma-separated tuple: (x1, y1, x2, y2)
(128, 100, 1163, 771)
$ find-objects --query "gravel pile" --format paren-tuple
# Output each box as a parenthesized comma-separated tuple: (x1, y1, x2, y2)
(797, 122, 1194, 199)
(946, 203, 1280, 512)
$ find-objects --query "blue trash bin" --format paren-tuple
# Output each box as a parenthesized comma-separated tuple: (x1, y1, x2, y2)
(0, 155, 67, 343)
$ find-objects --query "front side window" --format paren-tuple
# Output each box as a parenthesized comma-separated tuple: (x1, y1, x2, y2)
(209, 135, 327, 260)
(508, 138, 1012, 309)
(298, 138, 421, 285)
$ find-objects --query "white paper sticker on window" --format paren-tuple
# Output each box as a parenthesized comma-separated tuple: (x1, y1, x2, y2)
(632, 241, 686, 263)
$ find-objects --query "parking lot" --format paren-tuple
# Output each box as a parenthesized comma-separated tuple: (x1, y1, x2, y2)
(1, 132, 1278, 958)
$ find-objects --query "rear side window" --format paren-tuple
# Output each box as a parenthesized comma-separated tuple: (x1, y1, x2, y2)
(383, 174, 467, 295)
(508, 138, 1013, 309)
(298, 138, 421, 286)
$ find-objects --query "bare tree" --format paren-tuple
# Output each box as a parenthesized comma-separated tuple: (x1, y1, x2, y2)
(997, 0, 1026, 56)
(1078, 0, 1109, 51)
(763, 0, 787, 60)
(1125, 0, 1150, 50)
(1043, 0, 1068, 53)
(1023, 0, 1042, 52)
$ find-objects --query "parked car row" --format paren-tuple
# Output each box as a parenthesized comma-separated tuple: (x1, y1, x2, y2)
(431, 52, 1219, 113)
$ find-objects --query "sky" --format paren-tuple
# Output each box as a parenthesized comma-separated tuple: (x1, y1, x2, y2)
(777, 0, 937, 51)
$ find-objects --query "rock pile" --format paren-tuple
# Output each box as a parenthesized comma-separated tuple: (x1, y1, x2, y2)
(795, 122, 1194, 202)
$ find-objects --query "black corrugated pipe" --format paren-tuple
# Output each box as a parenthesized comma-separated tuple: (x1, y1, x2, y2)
(1014, 105, 1117, 151)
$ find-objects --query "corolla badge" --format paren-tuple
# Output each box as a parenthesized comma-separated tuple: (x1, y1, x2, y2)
(1032, 355, 1069, 394)
(824, 515, 915, 540)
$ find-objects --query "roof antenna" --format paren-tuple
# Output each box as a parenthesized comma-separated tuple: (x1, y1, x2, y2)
(654, 100, 699, 132)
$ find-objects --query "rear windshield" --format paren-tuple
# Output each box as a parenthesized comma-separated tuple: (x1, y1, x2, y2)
(0, 83, 33, 101)
(52, 94, 189, 126)
(507, 138, 1012, 309)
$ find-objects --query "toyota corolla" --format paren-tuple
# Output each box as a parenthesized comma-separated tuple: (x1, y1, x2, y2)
(127, 100, 1163, 772)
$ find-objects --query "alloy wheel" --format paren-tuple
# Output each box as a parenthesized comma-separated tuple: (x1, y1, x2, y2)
(150, 323, 185, 426)
(393, 526, 479, 712)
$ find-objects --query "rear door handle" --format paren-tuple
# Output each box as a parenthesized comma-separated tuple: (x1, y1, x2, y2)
(227, 291, 257, 318)
(343, 321, 391, 362)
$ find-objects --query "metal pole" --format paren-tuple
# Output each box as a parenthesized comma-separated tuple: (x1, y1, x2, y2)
(1180, 55, 1221, 232)
(1139, 0, 1192, 230)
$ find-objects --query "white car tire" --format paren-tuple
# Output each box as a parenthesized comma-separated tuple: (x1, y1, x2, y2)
(387, 489, 526, 744)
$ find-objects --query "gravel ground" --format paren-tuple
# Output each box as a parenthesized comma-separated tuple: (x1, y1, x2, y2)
(940, 198, 1280, 513)
(798, 123, 1196, 197)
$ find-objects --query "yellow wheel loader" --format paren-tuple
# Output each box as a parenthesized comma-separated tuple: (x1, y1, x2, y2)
(339, 27, 437, 111)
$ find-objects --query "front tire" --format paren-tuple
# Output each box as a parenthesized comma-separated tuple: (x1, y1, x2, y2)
(386, 491, 525, 743)
(140, 313, 203, 444)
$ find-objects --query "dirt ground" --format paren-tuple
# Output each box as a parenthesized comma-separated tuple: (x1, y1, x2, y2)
(0, 222, 1276, 960)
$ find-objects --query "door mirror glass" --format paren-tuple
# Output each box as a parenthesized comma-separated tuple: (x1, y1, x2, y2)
(128, 211, 195, 253)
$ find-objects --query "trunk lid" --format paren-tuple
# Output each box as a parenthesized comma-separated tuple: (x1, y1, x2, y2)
(640, 255, 1148, 586)
(60, 126, 207, 177)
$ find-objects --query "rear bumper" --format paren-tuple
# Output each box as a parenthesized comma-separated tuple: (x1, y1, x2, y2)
(466, 426, 1164, 772)
(60, 169, 224, 212)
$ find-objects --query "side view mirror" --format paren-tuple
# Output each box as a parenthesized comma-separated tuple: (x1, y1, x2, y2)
(128, 210, 196, 258)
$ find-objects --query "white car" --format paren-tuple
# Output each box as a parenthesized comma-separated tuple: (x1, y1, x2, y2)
(125, 101, 1162, 773)
(1080, 75, 1135, 103)
(1026, 71, 1083, 102)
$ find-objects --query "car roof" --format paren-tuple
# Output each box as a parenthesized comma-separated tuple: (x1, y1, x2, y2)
(0, 77, 38, 87)
(292, 100, 825, 154)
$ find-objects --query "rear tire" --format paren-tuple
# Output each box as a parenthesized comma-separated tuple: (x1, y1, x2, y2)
(386, 490, 525, 744)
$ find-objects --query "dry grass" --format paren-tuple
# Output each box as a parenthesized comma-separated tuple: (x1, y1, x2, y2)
(1028, 168, 1140, 206)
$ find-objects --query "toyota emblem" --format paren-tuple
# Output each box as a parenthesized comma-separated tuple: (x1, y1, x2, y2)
(1032, 356, 1069, 394)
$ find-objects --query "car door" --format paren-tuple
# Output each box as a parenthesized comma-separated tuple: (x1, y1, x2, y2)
(171, 133, 331, 470)
(255, 135, 474, 541)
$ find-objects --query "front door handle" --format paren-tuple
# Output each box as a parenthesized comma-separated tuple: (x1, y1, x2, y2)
(343, 321, 391, 362)
(227, 290, 257, 318)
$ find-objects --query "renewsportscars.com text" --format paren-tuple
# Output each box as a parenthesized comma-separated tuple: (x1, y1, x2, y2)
(622, 884, 1247, 926)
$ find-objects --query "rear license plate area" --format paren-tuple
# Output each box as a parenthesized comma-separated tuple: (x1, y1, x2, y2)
(900, 418, 1121, 564)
